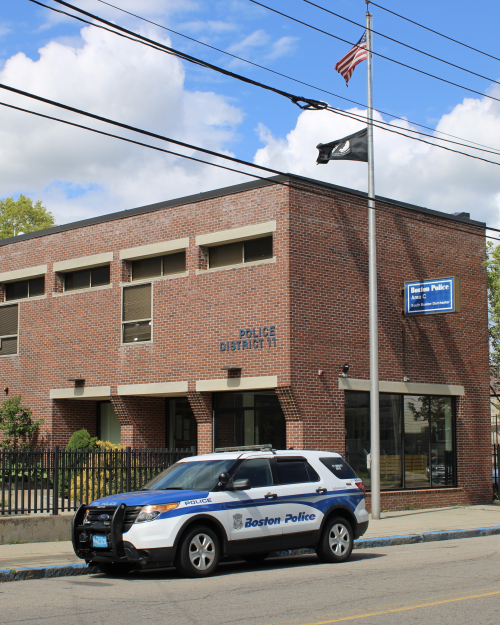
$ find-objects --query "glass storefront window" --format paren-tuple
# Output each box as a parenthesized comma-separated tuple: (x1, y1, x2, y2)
(345, 391, 456, 491)
(213, 391, 286, 450)
(166, 398, 197, 450)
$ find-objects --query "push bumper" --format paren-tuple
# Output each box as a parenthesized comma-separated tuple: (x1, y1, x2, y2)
(72, 504, 175, 569)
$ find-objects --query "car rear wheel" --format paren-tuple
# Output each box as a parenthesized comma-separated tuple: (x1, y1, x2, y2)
(94, 562, 134, 576)
(175, 525, 220, 578)
(316, 516, 353, 563)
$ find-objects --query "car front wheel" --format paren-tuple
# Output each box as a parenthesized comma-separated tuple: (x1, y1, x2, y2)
(175, 525, 220, 578)
(316, 516, 353, 563)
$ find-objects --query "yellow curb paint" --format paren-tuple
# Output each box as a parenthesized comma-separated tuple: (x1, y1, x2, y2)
(296, 590, 500, 625)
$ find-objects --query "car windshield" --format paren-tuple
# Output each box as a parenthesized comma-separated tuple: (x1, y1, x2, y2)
(143, 459, 236, 492)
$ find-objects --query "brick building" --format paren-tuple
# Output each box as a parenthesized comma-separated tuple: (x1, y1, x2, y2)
(0, 174, 491, 510)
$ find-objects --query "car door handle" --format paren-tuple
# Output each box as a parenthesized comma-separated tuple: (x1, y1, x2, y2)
(316, 487, 327, 494)
(265, 492, 278, 499)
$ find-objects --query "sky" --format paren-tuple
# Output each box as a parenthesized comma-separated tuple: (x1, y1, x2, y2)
(1, 0, 500, 229)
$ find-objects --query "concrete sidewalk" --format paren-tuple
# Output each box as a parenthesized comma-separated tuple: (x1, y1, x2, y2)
(0, 504, 498, 580)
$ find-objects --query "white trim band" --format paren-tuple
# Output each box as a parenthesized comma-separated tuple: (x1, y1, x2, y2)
(0, 265, 48, 283)
(50, 386, 111, 400)
(195, 220, 276, 247)
(117, 382, 188, 396)
(53, 252, 113, 273)
(196, 376, 278, 392)
(338, 378, 465, 396)
(119, 238, 189, 260)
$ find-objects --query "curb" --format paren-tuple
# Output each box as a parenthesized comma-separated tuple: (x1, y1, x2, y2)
(2, 525, 500, 582)
(272, 525, 500, 558)
(0, 563, 99, 583)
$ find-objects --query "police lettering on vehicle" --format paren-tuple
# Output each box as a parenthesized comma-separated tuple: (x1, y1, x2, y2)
(183, 498, 212, 506)
(285, 512, 316, 523)
(245, 516, 281, 527)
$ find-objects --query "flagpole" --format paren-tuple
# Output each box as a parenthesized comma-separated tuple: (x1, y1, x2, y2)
(366, 0, 380, 520)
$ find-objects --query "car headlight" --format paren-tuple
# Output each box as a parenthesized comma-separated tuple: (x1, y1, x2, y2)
(136, 503, 179, 523)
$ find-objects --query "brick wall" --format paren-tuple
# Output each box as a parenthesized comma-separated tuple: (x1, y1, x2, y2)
(287, 181, 490, 509)
(0, 176, 491, 509)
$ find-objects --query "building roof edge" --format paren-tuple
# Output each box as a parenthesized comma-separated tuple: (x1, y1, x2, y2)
(0, 173, 485, 247)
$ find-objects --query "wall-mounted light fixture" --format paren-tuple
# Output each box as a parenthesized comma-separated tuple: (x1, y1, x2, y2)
(67, 375, 85, 387)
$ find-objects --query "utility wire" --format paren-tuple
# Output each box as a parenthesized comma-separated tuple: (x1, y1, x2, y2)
(2, 100, 497, 243)
(247, 0, 500, 106)
(36, 0, 326, 110)
(369, 1, 500, 64)
(1, 84, 498, 243)
(31, 1, 500, 161)
(303, 0, 500, 87)
(92, 0, 500, 156)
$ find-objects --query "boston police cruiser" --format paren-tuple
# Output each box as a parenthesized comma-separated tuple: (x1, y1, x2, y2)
(72, 446, 369, 578)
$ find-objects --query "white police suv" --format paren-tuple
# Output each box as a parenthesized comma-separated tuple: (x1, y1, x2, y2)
(72, 446, 369, 578)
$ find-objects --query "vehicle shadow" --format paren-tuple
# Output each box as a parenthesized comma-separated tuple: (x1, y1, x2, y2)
(88, 552, 386, 582)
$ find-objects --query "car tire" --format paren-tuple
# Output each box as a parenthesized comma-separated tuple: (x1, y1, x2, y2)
(241, 552, 270, 563)
(315, 516, 353, 563)
(94, 562, 134, 576)
(175, 525, 220, 578)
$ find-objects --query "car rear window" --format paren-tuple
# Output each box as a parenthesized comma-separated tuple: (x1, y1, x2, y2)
(320, 457, 358, 480)
(276, 458, 320, 484)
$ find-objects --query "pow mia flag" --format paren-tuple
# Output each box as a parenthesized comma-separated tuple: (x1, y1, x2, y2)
(316, 128, 368, 164)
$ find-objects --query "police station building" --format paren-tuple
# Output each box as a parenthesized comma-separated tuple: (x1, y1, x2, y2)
(0, 174, 491, 510)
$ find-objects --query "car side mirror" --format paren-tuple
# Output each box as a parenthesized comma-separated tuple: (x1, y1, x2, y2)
(218, 472, 230, 485)
(230, 478, 251, 491)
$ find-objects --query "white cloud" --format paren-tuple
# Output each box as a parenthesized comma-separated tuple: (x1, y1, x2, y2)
(254, 94, 500, 227)
(266, 36, 299, 61)
(0, 24, 248, 224)
(227, 29, 270, 54)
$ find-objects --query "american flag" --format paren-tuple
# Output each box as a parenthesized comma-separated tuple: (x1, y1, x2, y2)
(335, 31, 368, 86)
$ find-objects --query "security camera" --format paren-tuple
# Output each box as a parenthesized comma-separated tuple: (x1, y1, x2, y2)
(341, 363, 350, 378)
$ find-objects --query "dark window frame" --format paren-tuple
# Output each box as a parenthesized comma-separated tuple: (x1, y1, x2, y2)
(344, 391, 457, 492)
(4, 276, 45, 301)
(63, 265, 111, 292)
(208, 235, 273, 270)
(131, 250, 186, 282)
(121, 282, 152, 344)
(0, 303, 19, 357)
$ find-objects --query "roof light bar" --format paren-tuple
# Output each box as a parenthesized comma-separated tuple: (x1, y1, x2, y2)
(214, 445, 275, 453)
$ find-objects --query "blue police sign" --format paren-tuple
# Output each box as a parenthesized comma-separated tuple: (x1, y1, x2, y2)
(405, 277, 461, 316)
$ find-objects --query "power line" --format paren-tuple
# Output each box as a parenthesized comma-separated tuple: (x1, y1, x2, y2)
(369, 1, 500, 64)
(1, 84, 498, 243)
(92, 0, 500, 156)
(3, 100, 496, 243)
(36, 0, 326, 110)
(302, 0, 500, 87)
(30, 1, 500, 162)
(247, 0, 500, 106)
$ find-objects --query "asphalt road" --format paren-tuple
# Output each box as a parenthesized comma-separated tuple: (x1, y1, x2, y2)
(2, 535, 500, 625)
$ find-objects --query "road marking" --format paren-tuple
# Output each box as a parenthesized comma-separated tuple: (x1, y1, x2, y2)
(298, 590, 500, 624)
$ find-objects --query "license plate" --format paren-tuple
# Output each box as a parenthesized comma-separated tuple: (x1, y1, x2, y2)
(92, 534, 108, 548)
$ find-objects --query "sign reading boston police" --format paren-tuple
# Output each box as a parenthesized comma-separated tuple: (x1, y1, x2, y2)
(405, 277, 461, 316)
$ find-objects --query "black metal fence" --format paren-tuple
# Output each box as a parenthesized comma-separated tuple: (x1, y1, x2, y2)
(0, 447, 195, 516)
(494, 444, 499, 500)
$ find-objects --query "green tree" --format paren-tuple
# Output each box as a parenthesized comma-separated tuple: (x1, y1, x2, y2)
(485, 242, 500, 375)
(0, 396, 44, 450)
(0, 195, 56, 239)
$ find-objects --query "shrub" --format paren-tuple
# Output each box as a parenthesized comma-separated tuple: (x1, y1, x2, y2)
(66, 429, 98, 451)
